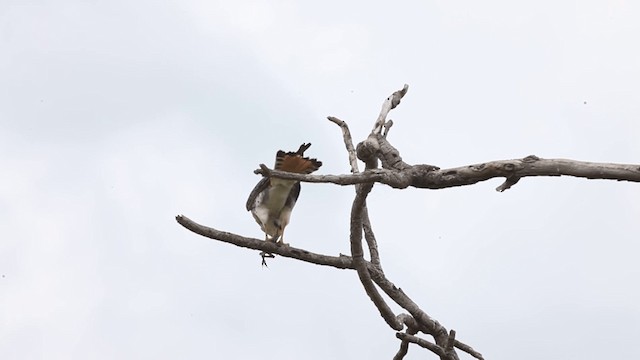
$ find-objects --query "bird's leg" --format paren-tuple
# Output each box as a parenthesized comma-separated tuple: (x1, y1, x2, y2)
(260, 232, 275, 266)
(260, 251, 275, 267)
(276, 228, 289, 246)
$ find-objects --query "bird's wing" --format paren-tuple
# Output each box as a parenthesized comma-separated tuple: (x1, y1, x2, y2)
(285, 182, 301, 210)
(277, 182, 301, 232)
(246, 177, 270, 211)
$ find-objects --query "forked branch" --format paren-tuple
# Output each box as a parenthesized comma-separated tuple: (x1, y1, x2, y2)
(177, 84, 635, 360)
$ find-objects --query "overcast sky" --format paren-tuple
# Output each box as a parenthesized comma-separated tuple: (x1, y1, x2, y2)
(2, 1, 640, 359)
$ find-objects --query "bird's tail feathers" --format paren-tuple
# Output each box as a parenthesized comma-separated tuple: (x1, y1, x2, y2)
(274, 143, 322, 174)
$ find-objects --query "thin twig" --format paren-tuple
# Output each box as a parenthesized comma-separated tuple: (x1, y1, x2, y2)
(453, 340, 484, 360)
(446, 330, 456, 352)
(330, 114, 383, 268)
(328, 116, 360, 173)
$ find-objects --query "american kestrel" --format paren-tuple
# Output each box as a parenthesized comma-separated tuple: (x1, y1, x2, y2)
(246, 143, 322, 245)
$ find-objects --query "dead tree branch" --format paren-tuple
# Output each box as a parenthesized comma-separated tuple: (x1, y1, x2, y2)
(175, 214, 481, 359)
(254, 156, 640, 191)
(175, 215, 353, 270)
(393, 325, 418, 360)
(362, 206, 381, 268)
(349, 181, 403, 330)
(328, 116, 359, 173)
(453, 340, 485, 360)
(338, 85, 460, 360)
(396, 332, 445, 358)
(177, 84, 637, 359)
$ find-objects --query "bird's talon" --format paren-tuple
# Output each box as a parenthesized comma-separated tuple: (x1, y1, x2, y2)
(259, 251, 275, 267)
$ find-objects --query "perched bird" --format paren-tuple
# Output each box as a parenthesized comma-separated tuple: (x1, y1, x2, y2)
(246, 143, 322, 245)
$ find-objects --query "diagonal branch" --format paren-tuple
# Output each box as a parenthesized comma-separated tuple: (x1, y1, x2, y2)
(372, 84, 409, 134)
(326, 116, 384, 273)
(368, 262, 453, 356)
(175, 215, 354, 270)
(328, 116, 382, 268)
(176, 214, 480, 359)
(328, 116, 360, 173)
(393, 328, 418, 360)
(174, 215, 401, 279)
(453, 340, 485, 360)
(343, 93, 409, 331)
(396, 333, 445, 358)
(362, 206, 381, 268)
(349, 182, 403, 331)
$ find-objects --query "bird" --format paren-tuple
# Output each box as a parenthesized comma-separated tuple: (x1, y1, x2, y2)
(246, 143, 322, 246)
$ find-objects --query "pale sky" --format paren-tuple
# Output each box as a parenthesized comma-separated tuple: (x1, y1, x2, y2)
(2, 1, 640, 359)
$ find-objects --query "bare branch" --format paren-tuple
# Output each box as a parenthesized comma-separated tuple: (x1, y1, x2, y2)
(496, 175, 520, 192)
(175, 215, 409, 284)
(393, 328, 417, 360)
(453, 340, 485, 360)
(349, 183, 403, 331)
(175, 215, 354, 270)
(444, 330, 459, 360)
(362, 206, 381, 268)
(328, 116, 360, 173)
(176, 84, 640, 359)
(343, 88, 409, 331)
(177, 214, 479, 359)
(421, 156, 640, 191)
(373, 84, 409, 134)
(446, 330, 456, 352)
(396, 313, 420, 330)
(392, 338, 410, 360)
(375, 134, 415, 171)
(251, 167, 402, 187)
(396, 333, 445, 358)
(254, 156, 640, 190)
(367, 262, 451, 352)
(393, 315, 419, 360)
(330, 115, 382, 270)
